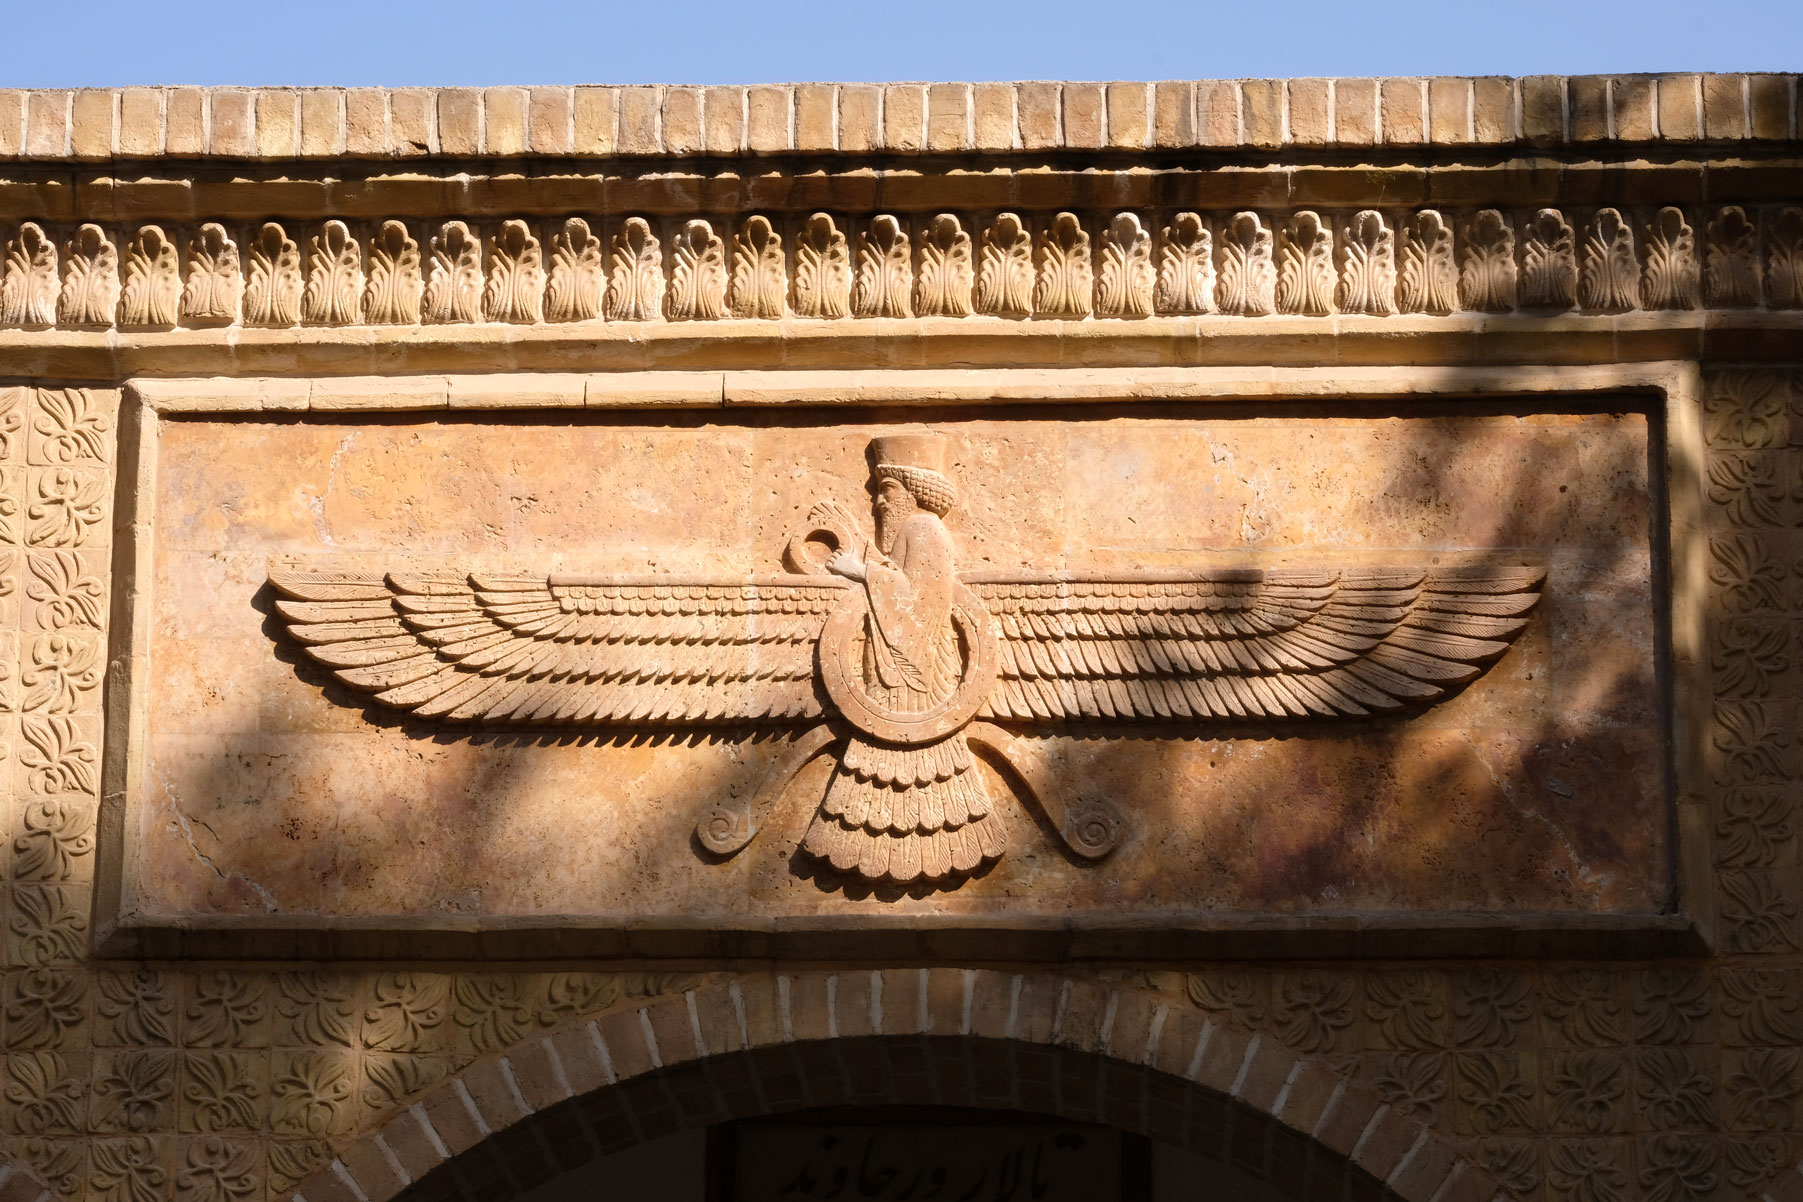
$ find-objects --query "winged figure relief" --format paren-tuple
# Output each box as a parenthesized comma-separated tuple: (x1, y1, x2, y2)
(270, 432, 1545, 888)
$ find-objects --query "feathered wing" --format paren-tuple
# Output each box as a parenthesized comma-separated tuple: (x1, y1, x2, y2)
(963, 564, 1544, 722)
(269, 566, 848, 725)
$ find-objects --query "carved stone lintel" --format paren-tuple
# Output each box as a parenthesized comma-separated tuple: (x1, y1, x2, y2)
(603, 217, 663, 322)
(1396, 210, 1455, 316)
(1460, 209, 1517, 313)
(181, 223, 241, 326)
(365, 220, 422, 326)
(1703, 206, 1761, 308)
(1520, 208, 1577, 309)
(302, 220, 362, 326)
(1096, 213, 1154, 318)
(58, 224, 118, 329)
(1769, 207, 1803, 310)
(1580, 207, 1639, 312)
(1640, 206, 1698, 311)
(1337, 209, 1398, 317)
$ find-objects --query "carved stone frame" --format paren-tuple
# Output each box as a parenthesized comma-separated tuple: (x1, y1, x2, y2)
(93, 361, 1711, 963)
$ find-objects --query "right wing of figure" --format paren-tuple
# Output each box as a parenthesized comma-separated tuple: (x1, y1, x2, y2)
(269, 566, 850, 725)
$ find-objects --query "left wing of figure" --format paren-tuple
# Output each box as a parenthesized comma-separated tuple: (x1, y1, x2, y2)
(962, 563, 1544, 722)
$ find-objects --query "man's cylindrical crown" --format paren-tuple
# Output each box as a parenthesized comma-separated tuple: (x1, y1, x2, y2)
(868, 432, 947, 477)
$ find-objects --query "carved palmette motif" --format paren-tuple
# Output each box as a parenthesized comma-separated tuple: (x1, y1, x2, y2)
(118, 225, 181, 329)
(1217, 212, 1276, 316)
(604, 217, 663, 321)
(1155, 211, 1215, 315)
(1459, 209, 1517, 312)
(667, 219, 727, 321)
(545, 217, 604, 323)
(1337, 210, 1398, 316)
(58, 223, 118, 328)
(1520, 208, 1577, 308)
(1277, 211, 1334, 316)
(302, 220, 362, 325)
(1033, 211, 1091, 318)
(2, 222, 58, 327)
(913, 213, 973, 317)
(975, 212, 1033, 317)
(1641, 206, 1698, 310)
(792, 212, 850, 319)
(364, 220, 422, 326)
(423, 220, 482, 324)
(180, 222, 241, 325)
(728, 215, 785, 319)
(1096, 212, 1154, 318)
(1704, 206, 1762, 308)
(483, 219, 545, 324)
(852, 215, 912, 318)
(1397, 210, 1456, 315)
(1581, 208, 1639, 311)
(242, 222, 301, 328)
(1764, 207, 1803, 309)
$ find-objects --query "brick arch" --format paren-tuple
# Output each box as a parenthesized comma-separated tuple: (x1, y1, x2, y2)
(286, 971, 1496, 1202)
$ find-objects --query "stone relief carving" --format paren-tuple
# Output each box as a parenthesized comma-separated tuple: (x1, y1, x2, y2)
(180, 223, 240, 326)
(271, 431, 1543, 888)
(792, 212, 850, 319)
(1338, 209, 1399, 316)
(1217, 211, 1276, 316)
(603, 217, 664, 322)
(118, 226, 181, 330)
(1521, 208, 1577, 308)
(423, 220, 481, 324)
(1641, 206, 1699, 311)
(728, 214, 786, 319)
(1155, 211, 1214, 315)
(545, 216, 605, 323)
(483, 219, 545, 324)
(2, 222, 58, 328)
(242, 222, 301, 329)
(1460, 209, 1518, 312)
(1277, 211, 1335, 316)
(1033, 211, 1092, 318)
(913, 213, 972, 318)
(57, 224, 118, 328)
(666, 219, 727, 321)
(1765, 207, 1803, 309)
(1096, 212, 1155, 318)
(1705, 206, 1762, 308)
(853, 214, 912, 319)
(363, 220, 422, 326)
(1581, 208, 1640, 312)
(1397, 210, 1456, 315)
(301, 220, 361, 326)
(974, 212, 1033, 318)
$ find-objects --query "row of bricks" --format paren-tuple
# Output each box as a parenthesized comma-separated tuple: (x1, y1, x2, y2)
(292, 972, 1497, 1202)
(0, 75, 1797, 163)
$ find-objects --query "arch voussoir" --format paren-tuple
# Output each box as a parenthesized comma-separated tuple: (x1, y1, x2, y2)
(288, 972, 1498, 1202)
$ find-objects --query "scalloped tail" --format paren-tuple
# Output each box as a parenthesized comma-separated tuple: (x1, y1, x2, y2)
(803, 734, 1005, 884)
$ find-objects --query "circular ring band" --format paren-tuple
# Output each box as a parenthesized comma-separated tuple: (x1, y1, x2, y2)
(817, 584, 998, 745)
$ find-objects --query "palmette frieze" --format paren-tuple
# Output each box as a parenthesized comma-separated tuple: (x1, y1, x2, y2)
(3, 205, 1801, 332)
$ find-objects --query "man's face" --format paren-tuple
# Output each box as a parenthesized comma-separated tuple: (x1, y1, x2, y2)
(873, 476, 916, 552)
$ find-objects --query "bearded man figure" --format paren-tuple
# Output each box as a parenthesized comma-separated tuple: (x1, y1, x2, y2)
(802, 433, 1005, 884)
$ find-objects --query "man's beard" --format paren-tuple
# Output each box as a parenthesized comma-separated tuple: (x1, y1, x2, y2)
(874, 492, 917, 554)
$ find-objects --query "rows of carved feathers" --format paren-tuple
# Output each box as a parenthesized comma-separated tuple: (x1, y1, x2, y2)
(5, 204, 1801, 330)
(970, 566, 1544, 722)
(269, 569, 842, 725)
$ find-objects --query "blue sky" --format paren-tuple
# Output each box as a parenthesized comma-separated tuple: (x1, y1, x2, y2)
(9, 0, 1798, 86)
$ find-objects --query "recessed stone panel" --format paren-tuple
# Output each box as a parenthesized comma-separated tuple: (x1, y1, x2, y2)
(118, 398, 1668, 948)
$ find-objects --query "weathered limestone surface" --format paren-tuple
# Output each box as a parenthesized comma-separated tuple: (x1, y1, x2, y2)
(0, 74, 1796, 1202)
